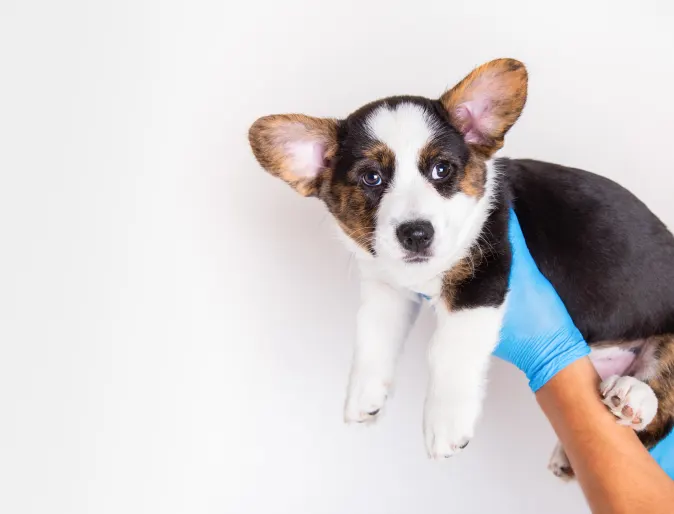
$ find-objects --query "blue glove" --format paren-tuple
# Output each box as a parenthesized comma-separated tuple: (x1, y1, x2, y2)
(496, 209, 674, 477)
(651, 430, 674, 478)
(494, 209, 590, 392)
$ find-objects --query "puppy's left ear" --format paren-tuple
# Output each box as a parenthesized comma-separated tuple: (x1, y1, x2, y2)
(440, 58, 528, 156)
(248, 114, 340, 197)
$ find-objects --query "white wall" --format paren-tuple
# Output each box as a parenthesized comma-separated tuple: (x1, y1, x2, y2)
(1, 1, 673, 513)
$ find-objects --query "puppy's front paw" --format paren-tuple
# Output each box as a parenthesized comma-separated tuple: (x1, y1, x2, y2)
(423, 396, 478, 459)
(600, 375, 658, 431)
(344, 375, 390, 424)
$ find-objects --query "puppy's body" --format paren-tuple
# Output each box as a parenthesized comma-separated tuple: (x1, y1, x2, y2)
(248, 59, 674, 475)
(509, 158, 674, 453)
(510, 159, 674, 343)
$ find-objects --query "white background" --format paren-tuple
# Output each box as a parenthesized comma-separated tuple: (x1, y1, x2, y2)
(1, 1, 673, 513)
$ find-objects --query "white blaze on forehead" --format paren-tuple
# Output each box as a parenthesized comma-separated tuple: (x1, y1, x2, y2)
(365, 103, 440, 221)
(365, 103, 437, 164)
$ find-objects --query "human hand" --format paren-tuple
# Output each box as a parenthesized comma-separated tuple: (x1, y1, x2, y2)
(494, 210, 590, 392)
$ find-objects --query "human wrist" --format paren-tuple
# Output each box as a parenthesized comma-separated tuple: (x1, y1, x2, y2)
(516, 329, 590, 392)
(535, 356, 599, 403)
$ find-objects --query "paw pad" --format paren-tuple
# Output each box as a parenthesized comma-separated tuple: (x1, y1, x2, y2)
(599, 375, 658, 431)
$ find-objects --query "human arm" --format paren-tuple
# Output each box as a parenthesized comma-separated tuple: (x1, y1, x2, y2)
(538, 357, 674, 514)
(496, 209, 674, 512)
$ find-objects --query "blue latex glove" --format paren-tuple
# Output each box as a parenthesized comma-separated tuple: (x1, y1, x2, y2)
(495, 209, 590, 392)
(650, 430, 674, 478)
(496, 209, 674, 477)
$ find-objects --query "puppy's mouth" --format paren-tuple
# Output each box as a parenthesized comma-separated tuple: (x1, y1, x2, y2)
(403, 253, 431, 264)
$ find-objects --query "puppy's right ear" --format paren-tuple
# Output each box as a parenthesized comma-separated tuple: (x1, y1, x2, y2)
(440, 58, 527, 157)
(248, 114, 340, 197)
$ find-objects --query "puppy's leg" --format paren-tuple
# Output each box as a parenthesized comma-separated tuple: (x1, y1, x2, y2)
(344, 280, 419, 423)
(424, 304, 504, 459)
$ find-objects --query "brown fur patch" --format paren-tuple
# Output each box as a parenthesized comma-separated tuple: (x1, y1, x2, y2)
(248, 114, 340, 197)
(418, 143, 486, 198)
(319, 168, 376, 253)
(440, 58, 528, 157)
(440, 251, 481, 311)
(418, 145, 443, 168)
(640, 335, 674, 448)
(363, 143, 395, 170)
(459, 153, 487, 198)
(316, 141, 395, 253)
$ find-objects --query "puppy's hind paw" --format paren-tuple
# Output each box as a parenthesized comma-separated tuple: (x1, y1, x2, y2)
(600, 375, 658, 431)
(548, 443, 575, 482)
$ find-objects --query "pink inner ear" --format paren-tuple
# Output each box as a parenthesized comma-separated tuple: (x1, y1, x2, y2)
(274, 122, 328, 179)
(285, 139, 326, 178)
(454, 99, 496, 145)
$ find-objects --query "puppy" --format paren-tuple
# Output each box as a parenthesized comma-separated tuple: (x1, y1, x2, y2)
(248, 59, 674, 479)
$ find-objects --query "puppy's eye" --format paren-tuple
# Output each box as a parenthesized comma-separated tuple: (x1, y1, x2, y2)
(431, 162, 452, 180)
(362, 171, 383, 187)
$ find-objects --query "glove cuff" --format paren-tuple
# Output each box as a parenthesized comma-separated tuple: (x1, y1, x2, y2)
(526, 336, 590, 392)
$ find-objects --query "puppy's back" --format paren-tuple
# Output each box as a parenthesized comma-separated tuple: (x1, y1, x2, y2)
(505, 158, 674, 343)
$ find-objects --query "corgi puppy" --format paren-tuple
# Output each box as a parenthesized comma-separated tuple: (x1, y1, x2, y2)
(248, 59, 674, 479)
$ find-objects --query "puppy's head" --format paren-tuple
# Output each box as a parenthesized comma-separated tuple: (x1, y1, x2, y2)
(249, 59, 527, 277)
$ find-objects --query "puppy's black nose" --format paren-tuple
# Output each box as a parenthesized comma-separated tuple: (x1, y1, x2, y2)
(396, 220, 434, 252)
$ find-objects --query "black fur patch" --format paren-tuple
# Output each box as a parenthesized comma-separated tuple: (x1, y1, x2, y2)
(506, 158, 674, 342)
(450, 183, 512, 310)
